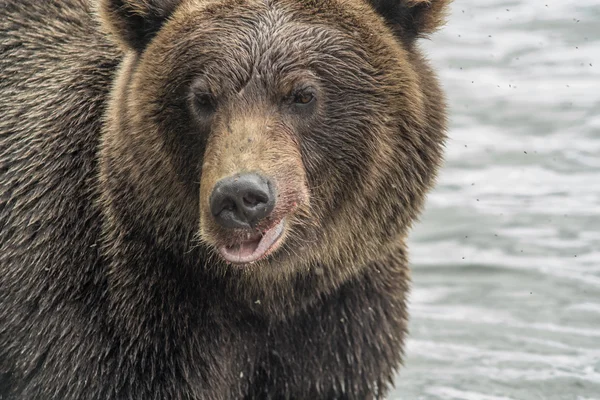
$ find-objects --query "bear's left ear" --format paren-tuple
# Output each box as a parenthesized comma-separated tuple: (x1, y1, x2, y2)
(99, 0, 181, 52)
(366, 0, 451, 41)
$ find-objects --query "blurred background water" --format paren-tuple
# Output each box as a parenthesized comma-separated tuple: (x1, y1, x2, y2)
(389, 0, 600, 399)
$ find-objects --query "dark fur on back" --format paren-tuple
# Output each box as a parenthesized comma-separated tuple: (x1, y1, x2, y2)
(0, 0, 449, 398)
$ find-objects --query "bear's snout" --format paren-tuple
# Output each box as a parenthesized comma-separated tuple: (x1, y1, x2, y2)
(198, 114, 309, 265)
(209, 173, 276, 230)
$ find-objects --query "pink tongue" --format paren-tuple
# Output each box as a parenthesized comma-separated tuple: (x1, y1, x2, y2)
(219, 219, 285, 264)
(226, 239, 260, 259)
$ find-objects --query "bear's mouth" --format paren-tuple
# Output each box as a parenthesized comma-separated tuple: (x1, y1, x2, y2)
(219, 219, 285, 264)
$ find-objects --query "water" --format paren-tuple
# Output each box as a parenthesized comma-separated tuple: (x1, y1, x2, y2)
(389, 1, 600, 399)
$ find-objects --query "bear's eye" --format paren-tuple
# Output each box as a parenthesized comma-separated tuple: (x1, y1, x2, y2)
(293, 92, 315, 105)
(195, 93, 214, 111)
(192, 92, 216, 118)
(288, 86, 317, 114)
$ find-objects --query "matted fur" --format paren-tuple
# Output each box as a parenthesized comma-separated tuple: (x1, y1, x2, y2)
(0, 0, 450, 398)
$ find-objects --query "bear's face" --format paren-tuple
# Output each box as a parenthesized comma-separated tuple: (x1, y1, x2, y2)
(99, 0, 448, 283)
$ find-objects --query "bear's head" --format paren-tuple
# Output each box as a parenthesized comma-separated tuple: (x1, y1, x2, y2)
(98, 0, 449, 291)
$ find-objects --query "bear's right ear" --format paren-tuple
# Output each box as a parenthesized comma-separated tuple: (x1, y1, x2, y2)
(366, 0, 451, 41)
(99, 0, 181, 52)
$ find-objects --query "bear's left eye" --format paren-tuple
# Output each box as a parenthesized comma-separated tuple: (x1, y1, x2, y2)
(293, 92, 315, 105)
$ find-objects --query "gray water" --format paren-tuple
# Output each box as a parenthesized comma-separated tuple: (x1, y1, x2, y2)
(389, 1, 600, 399)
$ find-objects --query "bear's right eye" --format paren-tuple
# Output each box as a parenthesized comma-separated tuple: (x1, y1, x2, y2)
(192, 92, 216, 119)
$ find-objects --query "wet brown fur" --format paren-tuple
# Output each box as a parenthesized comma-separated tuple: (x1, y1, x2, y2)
(1, 0, 450, 398)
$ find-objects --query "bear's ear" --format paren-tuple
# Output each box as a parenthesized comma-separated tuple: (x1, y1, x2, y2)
(99, 0, 181, 52)
(366, 0, 451, 40)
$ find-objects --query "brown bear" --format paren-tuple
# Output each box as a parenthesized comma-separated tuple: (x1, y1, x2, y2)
(0, 0, 449, 398)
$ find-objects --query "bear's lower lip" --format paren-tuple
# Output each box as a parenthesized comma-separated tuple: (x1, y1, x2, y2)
(219, 219, 285, 265)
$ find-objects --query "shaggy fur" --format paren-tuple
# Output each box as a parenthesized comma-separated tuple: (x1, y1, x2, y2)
(0, 0, 449, 398)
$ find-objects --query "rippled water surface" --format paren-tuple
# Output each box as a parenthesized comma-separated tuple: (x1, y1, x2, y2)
(389, 1, 600, 399)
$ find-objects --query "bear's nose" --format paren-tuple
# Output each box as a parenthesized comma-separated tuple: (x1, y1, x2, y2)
(209, 173, 276, 229)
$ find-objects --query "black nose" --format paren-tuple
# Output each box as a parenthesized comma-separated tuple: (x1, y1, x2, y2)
(209, 173, 276, 229)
